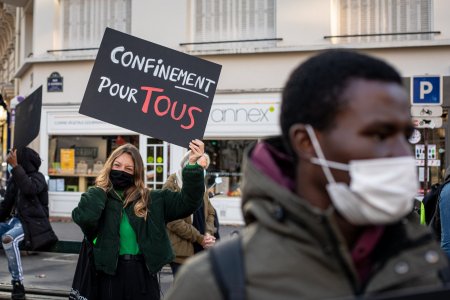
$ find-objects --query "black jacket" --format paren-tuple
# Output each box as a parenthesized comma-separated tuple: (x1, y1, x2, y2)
(0, 148, 58, 250)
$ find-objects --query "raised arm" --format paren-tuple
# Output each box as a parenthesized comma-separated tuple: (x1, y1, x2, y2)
(162, 140, 206, 222)
(161, 165, 205, 222)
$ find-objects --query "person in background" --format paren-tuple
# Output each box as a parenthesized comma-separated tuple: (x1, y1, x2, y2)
(163, 151, 217, 276)
(72, 140, 205, 300)
(438, 166, 450, 258)
(166, 50, 449, 299)
(0, 148, 58, 300)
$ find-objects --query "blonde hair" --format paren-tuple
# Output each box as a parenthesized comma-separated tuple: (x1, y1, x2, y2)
(96, 143, 149, 218)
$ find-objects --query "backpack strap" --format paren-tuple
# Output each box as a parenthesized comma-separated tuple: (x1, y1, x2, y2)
(209, 235, 245, 300)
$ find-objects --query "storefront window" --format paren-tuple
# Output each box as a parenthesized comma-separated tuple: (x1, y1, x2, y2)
(204, 140, 255, 198)
(47, 135, 139, 192)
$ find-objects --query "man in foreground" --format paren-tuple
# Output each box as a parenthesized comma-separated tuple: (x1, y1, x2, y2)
(166, 50, 449, 299)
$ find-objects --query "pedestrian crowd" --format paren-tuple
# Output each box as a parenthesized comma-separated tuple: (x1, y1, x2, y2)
(2, 49, 450, 300)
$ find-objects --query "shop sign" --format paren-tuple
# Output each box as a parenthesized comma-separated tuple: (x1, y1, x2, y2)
(47, 72, 63, 92)
(79, 27, 222, 148)
(204, 95, 281, 136)
(208, 102, 279, 125)
(14, 86, 42, 149)
(47, 111, 132, 134)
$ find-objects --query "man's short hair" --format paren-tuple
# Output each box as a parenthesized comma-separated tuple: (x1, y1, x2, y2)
(280, 49, 403, 149)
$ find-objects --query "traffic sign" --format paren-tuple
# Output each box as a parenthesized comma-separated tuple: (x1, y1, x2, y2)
(415, 159, 441, 167)
(415, 144, 437, 159)
(412, 117, 442, 128)
(411, 75, 442, 105)
(410, 106, 442, 117)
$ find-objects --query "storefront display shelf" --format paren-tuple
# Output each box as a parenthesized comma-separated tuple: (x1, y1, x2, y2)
(48, 173, 97, 192)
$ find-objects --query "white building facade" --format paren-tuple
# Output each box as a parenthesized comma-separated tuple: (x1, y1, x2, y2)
(1, 0, 450, 223)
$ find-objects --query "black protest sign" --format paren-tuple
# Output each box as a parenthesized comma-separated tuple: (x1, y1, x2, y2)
(79, 27, 222, 148)
(14, 86, 42, 149)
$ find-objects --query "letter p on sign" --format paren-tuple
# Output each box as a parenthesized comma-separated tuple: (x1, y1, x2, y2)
(420, 81, 433, 99)
(411, 76, 442, 105)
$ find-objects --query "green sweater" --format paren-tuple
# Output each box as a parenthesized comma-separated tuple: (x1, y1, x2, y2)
(72, 165, 204, 275)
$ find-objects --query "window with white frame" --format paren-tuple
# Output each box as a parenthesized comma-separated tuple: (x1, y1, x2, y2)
(145, 138, 169, 190)
(189, 0, 276, 51)
(330, 0, 433, 43)
(60, 0, 131, 50)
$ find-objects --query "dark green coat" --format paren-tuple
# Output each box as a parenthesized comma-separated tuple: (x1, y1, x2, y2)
(72, 165, 204, 275)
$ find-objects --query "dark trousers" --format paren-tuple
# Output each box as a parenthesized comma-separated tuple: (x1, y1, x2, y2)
(98, 257, 160, 300)
(170, 262, 181, 277)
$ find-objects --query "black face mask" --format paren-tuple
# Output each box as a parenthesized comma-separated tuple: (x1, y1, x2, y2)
(109, 170, 134, 189)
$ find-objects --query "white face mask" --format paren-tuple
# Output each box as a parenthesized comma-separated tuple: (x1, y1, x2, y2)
(305, 125, 419, 225)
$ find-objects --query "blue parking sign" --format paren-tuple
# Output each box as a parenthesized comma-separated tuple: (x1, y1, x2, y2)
(411, 76, 442, 105)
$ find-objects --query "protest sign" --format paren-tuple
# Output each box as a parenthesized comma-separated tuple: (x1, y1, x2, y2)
(14, 86, 42, 149)
(79, 27, 222, 147)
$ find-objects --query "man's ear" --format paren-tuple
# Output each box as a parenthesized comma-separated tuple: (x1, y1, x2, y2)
(288, 124, 316, 160)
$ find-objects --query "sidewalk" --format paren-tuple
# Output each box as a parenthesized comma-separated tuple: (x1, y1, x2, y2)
(49, 217, 84, 241)
(0, 220, 82, 299)
(0, 220, 243, 299)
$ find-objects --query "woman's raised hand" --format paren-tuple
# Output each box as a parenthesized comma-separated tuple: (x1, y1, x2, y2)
(188, 139, 204, 165)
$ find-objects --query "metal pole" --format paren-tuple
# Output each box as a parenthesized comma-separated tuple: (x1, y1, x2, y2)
(424, 128, 429, 195)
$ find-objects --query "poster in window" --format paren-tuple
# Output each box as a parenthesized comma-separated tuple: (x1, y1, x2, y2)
(60, 149, 75, 173)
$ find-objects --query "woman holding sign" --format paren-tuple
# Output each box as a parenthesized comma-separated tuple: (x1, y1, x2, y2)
(72, 140, 205, 300)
